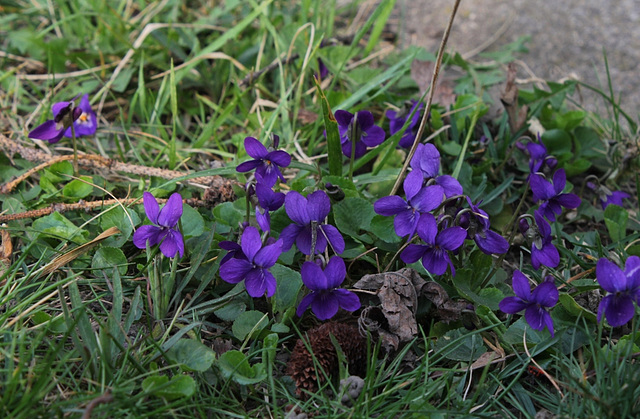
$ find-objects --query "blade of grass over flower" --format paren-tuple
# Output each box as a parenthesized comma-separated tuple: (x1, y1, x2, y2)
(315, 78, 342, 176)
(359, 91, 429, 175)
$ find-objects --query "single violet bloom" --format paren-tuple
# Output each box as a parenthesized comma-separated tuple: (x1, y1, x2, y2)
(133, 192, 185, 258)
(219, 226, 283, 298)
(458, 197, 509, 255)
(386, 100, 423, 149)
(374, 183, 444, 240)
(219, 240, 245, 265)
(587, 181, 630, 209)
(518, 134, 556, 174)
(53, 93, 97, 138)
(520, 211, 560, 270)
(255, 182, 285, 232)
(404, 143, 463, 198)
(28, 101, 82, 144)
(530, 169, 581, 221)
(316, 58, 329, 80)
(499, 270, 558, 336)
(596, 256, 640, 327)
(236, 136, 291, 187)
(296, 256, 360, 320)
(335, 110, 386, 158)
(400, 214, 466, 276)
(280, 190, 345, 255)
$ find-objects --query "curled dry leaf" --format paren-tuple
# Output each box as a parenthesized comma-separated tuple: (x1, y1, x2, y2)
(354, 268, 470, 352)
(500, 62, 528, 132)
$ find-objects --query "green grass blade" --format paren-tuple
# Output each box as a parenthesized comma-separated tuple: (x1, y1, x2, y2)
(315, 78, 342, 176)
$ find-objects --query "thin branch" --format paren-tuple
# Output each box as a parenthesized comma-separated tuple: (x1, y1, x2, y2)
(0, 197, 218, 223)
(0, 133, 240, 194)
(390, 0, 462, 196)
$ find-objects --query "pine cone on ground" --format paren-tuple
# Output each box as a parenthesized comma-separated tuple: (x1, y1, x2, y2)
(287, 322, 367, 399)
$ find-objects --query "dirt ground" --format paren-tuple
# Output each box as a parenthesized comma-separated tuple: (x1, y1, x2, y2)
(392, 0, 640, 125)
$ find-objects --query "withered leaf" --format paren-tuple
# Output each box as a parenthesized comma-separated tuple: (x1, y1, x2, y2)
(421, 281, 469, 323)
(500, 62, 528, 132)
(410, 59, 457, 109)
(355, 268, 428, 351)
(355, 268, 471, 353)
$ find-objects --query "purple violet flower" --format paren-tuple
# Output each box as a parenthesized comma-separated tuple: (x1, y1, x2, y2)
(587, 182, 630, 209)
(219, 226, 283, 298)
(255, 183, 285, 232)
(518, 134, 557, 175)
(54, 94, 97, 138)
(530, 169, 581, 221)
(28, 101, 82, 144)
(133, 192, 185, 258)
(296, 256, 360, 320)
(404, 143, 463, 198)
(219, 240, 245, 265)
(400, 214, 467, 276)
(499, 270, 558, 337)
(335, 110, 386, 158)
(520, 211, 560, 270)
(386, 100, 423, 149)
(280, 190, 345, 255)
(458, 197, 509, 255)
(374, 184, 444, 240)
(236, 136, 292, 187)
(316, 58, 329, 80)
(596, 256, 640, 327)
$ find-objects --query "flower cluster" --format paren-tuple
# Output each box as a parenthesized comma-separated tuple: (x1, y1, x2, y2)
(374, 142, 508, 277)
(29, 94, 97, 143)
(517, 137, 581, 271)
(213, 135, 293, 297)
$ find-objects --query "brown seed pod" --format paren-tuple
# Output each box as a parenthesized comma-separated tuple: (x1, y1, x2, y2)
(287, 322, 367, 399)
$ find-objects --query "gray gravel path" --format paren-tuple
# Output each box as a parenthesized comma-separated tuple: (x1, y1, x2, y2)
(396, 0, 640, 121)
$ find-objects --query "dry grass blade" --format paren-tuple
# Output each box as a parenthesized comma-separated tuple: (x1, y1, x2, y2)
(37, 226, 121, 279)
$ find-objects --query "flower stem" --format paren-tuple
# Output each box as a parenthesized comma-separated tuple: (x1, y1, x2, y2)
(481, 183, 530, 288)
(70, 123, 79, 176)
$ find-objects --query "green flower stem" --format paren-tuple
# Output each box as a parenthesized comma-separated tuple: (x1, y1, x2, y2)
(349, 141, 356, 182)
(70, 122, 78, 176)
(451, 109, 479, 179)
(481, 183, 530, 288)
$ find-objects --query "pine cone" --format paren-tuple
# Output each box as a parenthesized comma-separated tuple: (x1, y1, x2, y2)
(287, 322, 367, 398)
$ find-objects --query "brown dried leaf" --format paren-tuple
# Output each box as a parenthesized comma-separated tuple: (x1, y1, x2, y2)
(421, 281, 468, 323)
(0, 228, 12, 260)
(355, 269, 426, 349)
(410, 59, 457, 108)
(500, 62, 528, 132)
(0, 227, 11, 282)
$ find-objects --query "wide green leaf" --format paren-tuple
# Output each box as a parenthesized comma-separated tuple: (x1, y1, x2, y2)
(167, 339, 216, 372)
(142, 375, 196, 400)
(218, 350, 267, 385)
